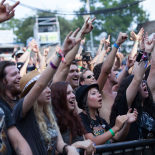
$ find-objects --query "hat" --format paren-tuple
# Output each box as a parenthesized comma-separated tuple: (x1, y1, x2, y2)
(20, 70, 41, 98)
(76, 84, 99, 109)
(15, 50, 24, 57)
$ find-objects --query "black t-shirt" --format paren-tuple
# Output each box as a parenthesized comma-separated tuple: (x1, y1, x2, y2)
(17, 62, 35, 72)
(12, 98, 57, 155)
(0, 96, 20, 113)
(0, 103, 15, 155)
(115, 91, 154, 141)
(79, 112, 111, 143)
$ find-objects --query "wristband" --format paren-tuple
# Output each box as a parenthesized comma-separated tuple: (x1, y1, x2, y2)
(114, 43, 120, 49)
(50, 61, 58, 69)
(136, 50, 144, 62)
(135, 40, 139, 44)
(58, 49, 65, 62)
(57, 52, 61, 58)
(80, 45, 84, 50)
(78, 66, 82, 69)
(27, 49, 31, 52)
(125, 66, 129, 71)
(109, 129, 115, 136)
(63, 144, 69, 155)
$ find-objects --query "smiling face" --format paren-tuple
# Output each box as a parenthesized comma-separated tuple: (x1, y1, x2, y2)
(87, 87, 102, 110)
(139, 80, 149, 99)
(4, 65, 21, 96)
(66, 84, 75, 111)
(66, 64, 80, 89)
(80, 70, 96, 85)
(37, 87, 51, 105)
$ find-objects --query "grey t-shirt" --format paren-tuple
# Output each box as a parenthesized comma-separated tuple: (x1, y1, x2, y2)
(12, 98, 57, 155)
(62, 128, 84, 145)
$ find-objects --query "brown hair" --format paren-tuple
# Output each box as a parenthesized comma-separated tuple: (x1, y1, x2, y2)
(50, 81, 85, 138)
(0, 61, 17, 109)
(79, 69, 89, 86)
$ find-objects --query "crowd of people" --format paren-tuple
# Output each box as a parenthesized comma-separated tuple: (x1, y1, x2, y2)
(0, 0, 155, 155)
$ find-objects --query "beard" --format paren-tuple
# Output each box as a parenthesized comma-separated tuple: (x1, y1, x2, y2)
(11, 86, 22, 97)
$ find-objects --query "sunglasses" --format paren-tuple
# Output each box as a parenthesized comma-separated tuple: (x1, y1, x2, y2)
(84, 74, 94, 79)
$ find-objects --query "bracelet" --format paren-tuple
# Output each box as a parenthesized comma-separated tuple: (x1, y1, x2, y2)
(125, 66, 129, 71)
(50, 61, 58, 69)
(114, 43, 120, 49)
(57, 52, 61, 58)
(27, 49, 31, 52)
(58, 49, 65, 62)
(78, 66, 82, 69)
(135, 40, 139, 44)
(63, 144, 69, 155)
(109, 129, 115, 136)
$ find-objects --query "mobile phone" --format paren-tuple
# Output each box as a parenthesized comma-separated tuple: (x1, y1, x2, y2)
(149, 33, 155, 40)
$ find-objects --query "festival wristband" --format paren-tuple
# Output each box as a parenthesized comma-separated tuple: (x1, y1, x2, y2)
(78, 66, 82, 69)
(50, 61, 58, 69)
(114, 43, 120, 49)
(135, 40, 139, 44)
(125, 66, 129, 71)
(27, 49, 31, 52)
(109, 129, 115, 136)
(63, 144, 69, 155)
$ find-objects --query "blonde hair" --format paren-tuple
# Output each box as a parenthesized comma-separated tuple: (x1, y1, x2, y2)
(33, 101, 56, 143)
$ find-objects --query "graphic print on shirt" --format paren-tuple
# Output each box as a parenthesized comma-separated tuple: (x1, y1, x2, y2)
(0, 108, 7, 154)
(93, 124, 106, 137)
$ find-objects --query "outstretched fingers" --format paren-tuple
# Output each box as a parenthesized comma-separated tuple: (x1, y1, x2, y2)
(91, 17, 96, 22)
(66, 31, 73, 39)
(11, 1, 20, 10)
(0, 0, 5, 5)
(71, 28, 80, 37)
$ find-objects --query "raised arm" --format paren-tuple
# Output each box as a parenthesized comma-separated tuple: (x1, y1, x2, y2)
(53, 17, 96, 83)
(18, 40, 36, 63)
(96, 38, 105, 56)
(0, 0, 19, 23)
(8, 126, 32, 155)
(96, 35, 110, 65)
(97, 32, 128, 93)
(113, 55, 135, 92)
(146, 35, 155, 98)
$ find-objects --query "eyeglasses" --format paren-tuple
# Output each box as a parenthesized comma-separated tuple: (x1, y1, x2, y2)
(84, 74, 94, 79)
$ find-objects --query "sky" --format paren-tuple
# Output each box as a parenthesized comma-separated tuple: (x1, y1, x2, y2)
(7, 0, 155, 21)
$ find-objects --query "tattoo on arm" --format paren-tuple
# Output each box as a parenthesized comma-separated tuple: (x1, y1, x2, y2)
(16, 147, 24, 155)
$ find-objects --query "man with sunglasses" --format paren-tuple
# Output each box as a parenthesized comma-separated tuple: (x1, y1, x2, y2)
(79, 69, 96, 85)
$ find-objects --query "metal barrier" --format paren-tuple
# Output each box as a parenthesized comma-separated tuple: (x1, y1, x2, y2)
(78, 139, 155, 155)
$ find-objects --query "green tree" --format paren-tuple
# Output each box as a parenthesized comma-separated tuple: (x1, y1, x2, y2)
(75, 0, 149, 48)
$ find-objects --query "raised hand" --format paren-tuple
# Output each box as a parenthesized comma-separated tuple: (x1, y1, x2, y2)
(140, 36, 145, 51)
(100, 38, 105, 45)
(81, 17, 96, 34)
(81, 37, 86, 45)
(32, 44, 39, 53)
(62, 28, 81, 55)
(0, 0, 20, 23)
(145, 34, 155, 53)
(116, 32, 128, 46)
(126, 55, 136, 69)
(127, 108, 138, 124)
(130, 28, 144, 42)
(43, 46, 50, 57)
(28, 40, 37, 51)
(115, 115, 128, 131)
(104, 35, 110, 50)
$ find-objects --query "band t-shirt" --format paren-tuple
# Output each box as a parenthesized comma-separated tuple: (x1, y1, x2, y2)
(79, 112, 111, 141)
(13, 98, 57, 155)
(0, 103, 15, 155)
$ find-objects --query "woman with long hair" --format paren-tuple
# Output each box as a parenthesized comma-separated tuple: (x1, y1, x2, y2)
(76, 84, 138, 145)
(50, 81, 95, 155)
(110, 37, 155, 141)
(12, 30, 81, 155)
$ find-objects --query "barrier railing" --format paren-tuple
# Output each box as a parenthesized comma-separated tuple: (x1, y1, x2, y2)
(78, 139, 155, 155)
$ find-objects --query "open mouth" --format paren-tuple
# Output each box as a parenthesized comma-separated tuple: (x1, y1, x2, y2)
(98, 99, 102, 103)
(143, 87, 148, 94)
(69, 101, 75, 105)
(73, 77, 79, 82)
